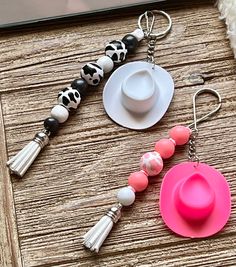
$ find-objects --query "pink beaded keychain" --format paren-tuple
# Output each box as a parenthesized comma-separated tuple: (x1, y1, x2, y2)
(160, 88, 231, 238)
(82, 88, 231, 252)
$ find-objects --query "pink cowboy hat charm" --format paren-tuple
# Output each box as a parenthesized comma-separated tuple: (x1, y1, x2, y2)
(160, 162, 231, 238)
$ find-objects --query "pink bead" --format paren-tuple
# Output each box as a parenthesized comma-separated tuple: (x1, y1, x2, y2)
(169, 125, 191, 145)
(155, 138, 175, 159)
(140, 151, 163, 176)
(128, 171, 149, 192)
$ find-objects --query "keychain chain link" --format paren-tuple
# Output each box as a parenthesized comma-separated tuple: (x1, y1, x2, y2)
(188, 130, 199, 163)
(138, 10, 172, 66)
(146, 37, 157, 64)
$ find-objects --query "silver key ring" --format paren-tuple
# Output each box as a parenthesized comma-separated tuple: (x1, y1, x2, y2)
(138, 10, 172, 39)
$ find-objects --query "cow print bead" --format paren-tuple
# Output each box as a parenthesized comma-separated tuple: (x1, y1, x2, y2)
(105, 40, 127, 63)
(58, 87, 81, 111)
(80, 63, 104, 86)
(140, 151, 163, 176)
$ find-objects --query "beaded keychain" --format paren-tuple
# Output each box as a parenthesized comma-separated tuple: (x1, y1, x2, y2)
(83, 88, 231, 252)
(7, 11, 172, 177)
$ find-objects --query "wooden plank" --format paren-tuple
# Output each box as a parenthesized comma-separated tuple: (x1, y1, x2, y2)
(0, 0, 236, 266)
(0, 97, 22, 267)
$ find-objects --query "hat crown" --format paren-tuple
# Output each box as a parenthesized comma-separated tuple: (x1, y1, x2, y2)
(121, 69, 156, 114)
(175, 173, 215, 222)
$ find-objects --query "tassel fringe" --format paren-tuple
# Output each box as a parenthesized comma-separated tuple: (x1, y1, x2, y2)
(7, 131, 49, 177)
(83, 204, 122, 252)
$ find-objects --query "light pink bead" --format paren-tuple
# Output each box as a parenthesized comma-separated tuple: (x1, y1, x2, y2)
(140, 151, 163, 176)
(169, 125, 191, 145)
(128, 171, 149, 192)
(155, 138, 175, 159)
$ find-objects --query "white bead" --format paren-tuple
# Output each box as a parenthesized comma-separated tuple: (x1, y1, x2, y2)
(51, 105, 69, 123)
(96, 56, 114, 73)
(117, 186, 135, 206)
(131, 29, 144, 42)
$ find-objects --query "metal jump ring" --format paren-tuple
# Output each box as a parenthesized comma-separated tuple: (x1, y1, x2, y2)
(138, 10, 172, 39)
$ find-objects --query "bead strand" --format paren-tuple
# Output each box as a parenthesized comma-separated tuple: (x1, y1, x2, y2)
(116, 125, 192, 206)
(82, 29, 145, 204)
(7, 28, 144, 177)
(46, 28, 145, 135)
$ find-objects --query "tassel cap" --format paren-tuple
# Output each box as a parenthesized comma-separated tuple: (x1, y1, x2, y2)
(34, 132, 50, 147)
(106, 204, 122, 223)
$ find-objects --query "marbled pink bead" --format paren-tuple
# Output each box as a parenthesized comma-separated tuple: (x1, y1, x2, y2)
(140, 151, 163, 176)
(169, 125, 191, 145)
(128, 171, 149, 192)
(155, 138, 175, 159)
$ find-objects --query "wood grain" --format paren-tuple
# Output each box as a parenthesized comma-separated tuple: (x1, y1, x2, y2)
(0, 0, 236, 266)
(0, 99, 22, 267)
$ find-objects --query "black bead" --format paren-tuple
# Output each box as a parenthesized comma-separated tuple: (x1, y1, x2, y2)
(122, 34, 139, 53)
(44, 117, 59, 134)
(71, 78, 88, 98)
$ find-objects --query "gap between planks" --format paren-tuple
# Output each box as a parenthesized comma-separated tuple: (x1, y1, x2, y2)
(0, 95, 22, 267)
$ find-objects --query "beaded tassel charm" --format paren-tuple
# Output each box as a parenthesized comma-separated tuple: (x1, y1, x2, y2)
(7, 131, 49, 177)
(7, 24, 145, 177)
(83, 151, 165, 252)
(83, 88, 230, 252)
(83, 204, 122, 252)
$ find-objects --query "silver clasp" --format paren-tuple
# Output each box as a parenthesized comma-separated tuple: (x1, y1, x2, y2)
(138, 10, 172, 64)
(138, 10, 172, 40)
(187, 88, 222, 163)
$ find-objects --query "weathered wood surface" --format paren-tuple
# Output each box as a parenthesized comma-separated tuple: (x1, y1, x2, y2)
(0, 0, 236, 266)
(0, 103, 22, 267)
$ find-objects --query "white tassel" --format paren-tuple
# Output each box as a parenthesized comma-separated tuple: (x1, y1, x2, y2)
(83, 204, 122, 252)
(7, 131, 49, 177)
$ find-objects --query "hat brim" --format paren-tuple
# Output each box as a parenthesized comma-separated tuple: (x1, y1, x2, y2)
(160, 162, 231, 238)
(103, 61, 174, 130)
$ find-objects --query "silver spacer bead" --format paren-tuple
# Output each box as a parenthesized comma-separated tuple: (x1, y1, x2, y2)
(106, 203, 123, 223)
(33, 131, 49, 148)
